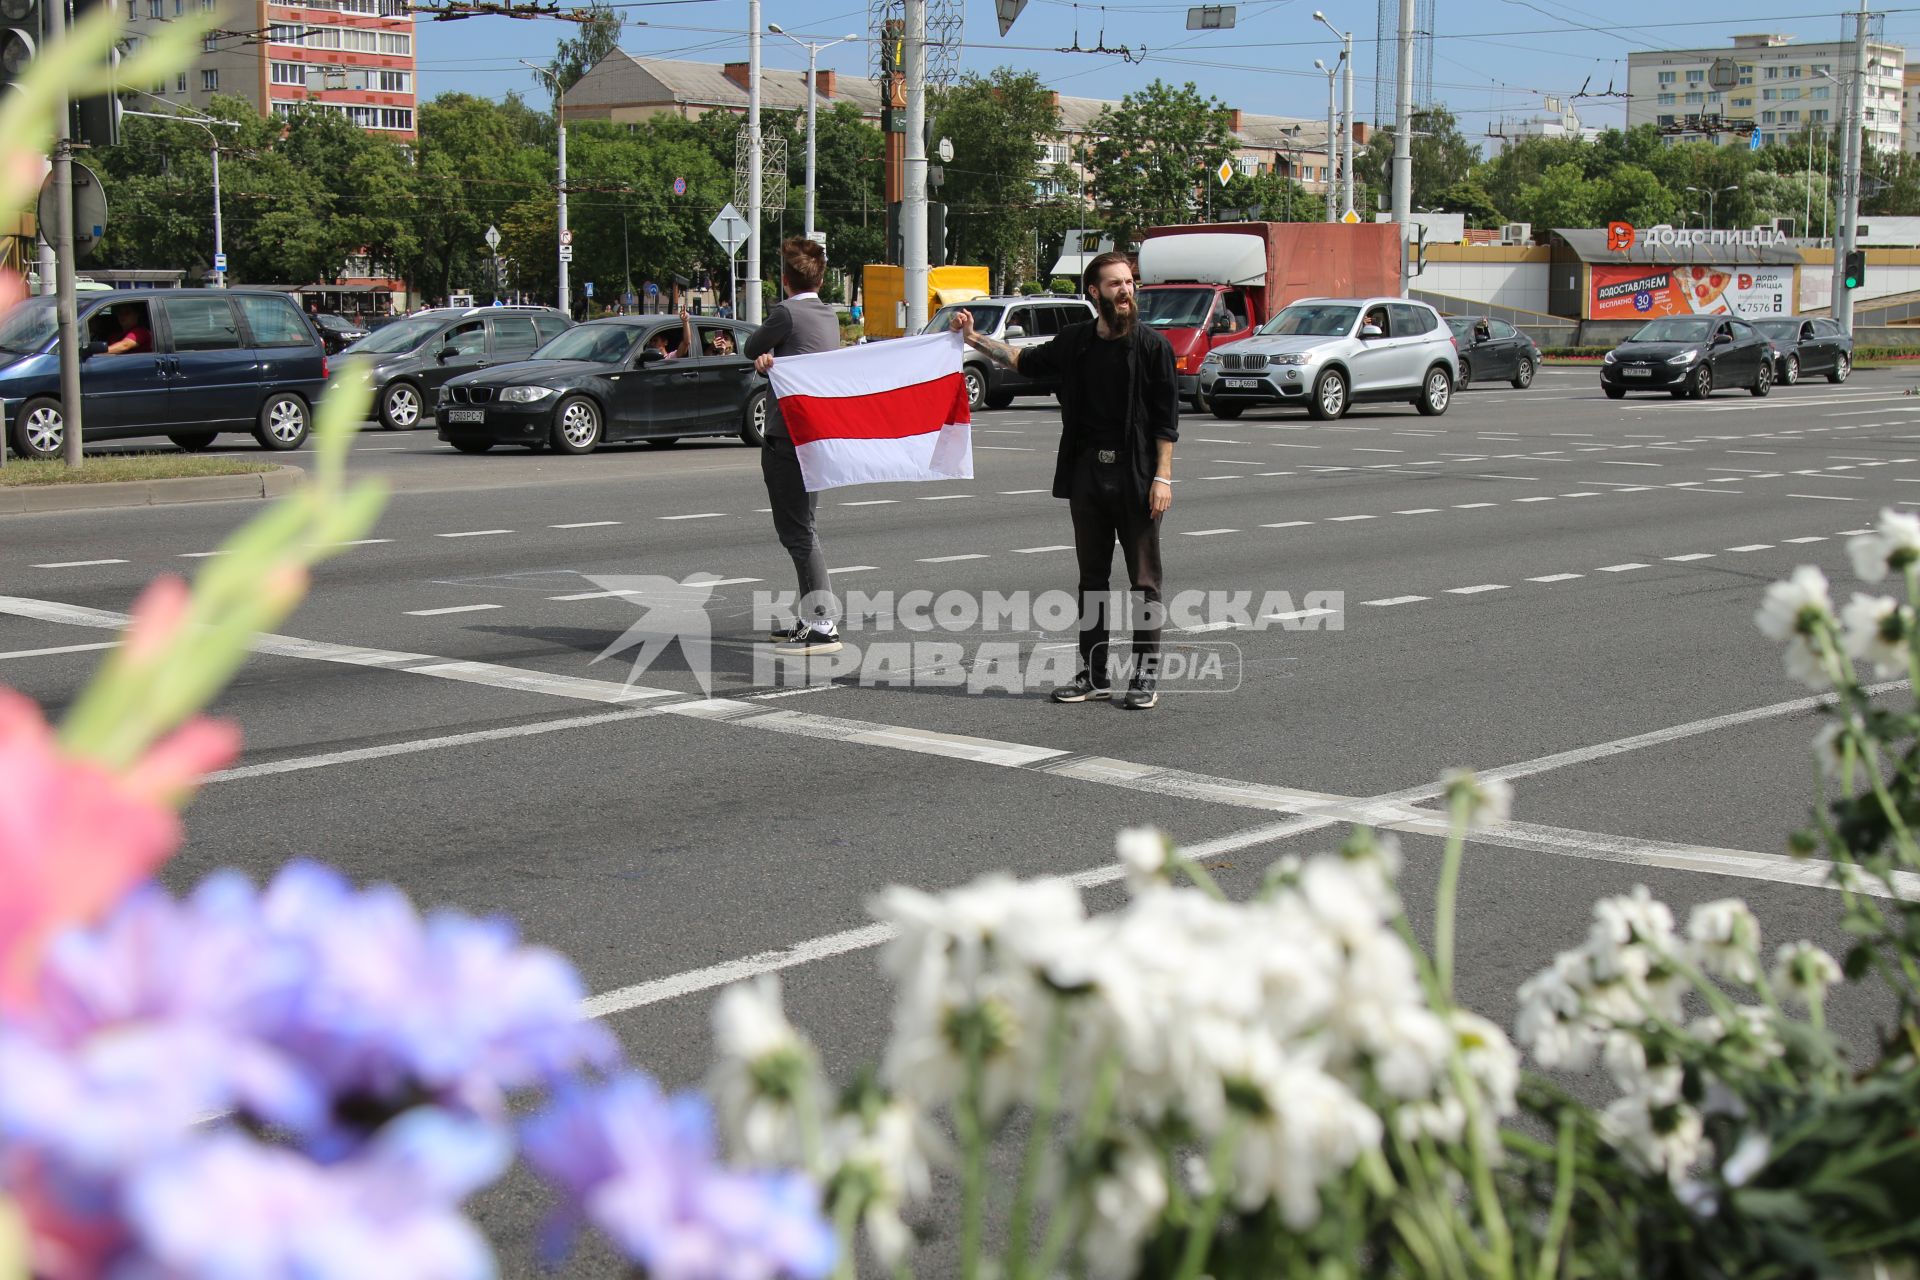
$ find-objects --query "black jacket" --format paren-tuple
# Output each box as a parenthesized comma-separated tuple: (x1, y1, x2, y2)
(1016, 320, 1180, 500)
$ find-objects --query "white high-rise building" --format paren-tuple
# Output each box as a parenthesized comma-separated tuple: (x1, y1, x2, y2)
(1627, 33, 1903, 154)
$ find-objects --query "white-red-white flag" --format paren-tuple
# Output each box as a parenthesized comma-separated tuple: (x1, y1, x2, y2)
(767, 331, 973, 492)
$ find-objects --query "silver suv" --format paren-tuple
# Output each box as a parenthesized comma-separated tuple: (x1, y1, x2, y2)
(925, 295, 1095, 410)
(1197, 297, 1458, 421)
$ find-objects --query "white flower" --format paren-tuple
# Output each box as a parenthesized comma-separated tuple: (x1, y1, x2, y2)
(1686, 899, 1763, 986)
(1439, 768, 1513, 826)
(1115, 826, 1171, 895)
(1688, 1007, 1785, 1068)
(1515, 951, 1602, 1070)
(1721, 1130, 1771, 1188)
(825, 1098, 940, 1268)
(1847, 508, 1920, 582)
(1756, 566, 1838, 690)
(707, 975, 822, 1168)
(1602, 1094, 1710, 1185)
(1601, 1031, 1683, 1106)
(1082, 1134, 1168, 1279)
(1771, 940, 1843, 1008)
(1813, 718, 1867, 781)
(1841, 592, 1913, 679)
(1450, 1010, 1520, 1122)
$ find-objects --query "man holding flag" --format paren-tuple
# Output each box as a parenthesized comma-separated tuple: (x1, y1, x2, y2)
(952, 251, 1179, 709)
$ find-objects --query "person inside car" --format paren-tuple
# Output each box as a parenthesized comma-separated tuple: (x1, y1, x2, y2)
(1363, 305, 1389, 336)
(105, 303, 153, 355)
(703, 327, 736, 357)
(649, 310, 696, 361)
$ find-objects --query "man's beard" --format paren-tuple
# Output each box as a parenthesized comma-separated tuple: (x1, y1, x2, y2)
(1097, 292, 1135, 337)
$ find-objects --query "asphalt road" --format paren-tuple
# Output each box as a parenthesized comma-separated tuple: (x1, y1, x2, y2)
(8, 364, 1920, 1271)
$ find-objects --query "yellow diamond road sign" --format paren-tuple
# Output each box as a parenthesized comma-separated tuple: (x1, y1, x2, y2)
(1216, 159, 1234, 185)
(1341, 208, 1360, 224)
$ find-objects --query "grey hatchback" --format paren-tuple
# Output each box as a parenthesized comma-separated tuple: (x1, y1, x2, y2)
(0, 288, 328, 459)
(336, 305, 574, 430)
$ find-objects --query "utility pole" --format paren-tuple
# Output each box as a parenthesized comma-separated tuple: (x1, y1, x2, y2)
(745, 0, 763, 323)
(123, 111, 238, 287)
(521, 60, 569, 313)
(1316, 58, 1337, 222)
(902, 0, 929, 332)
(769, 26, 860, 245)
(1392, 0, 1415, 290)
(1834, 0, 1870, 333)
(52, 67, 82, 465)
(1316, 11, 1354, 219)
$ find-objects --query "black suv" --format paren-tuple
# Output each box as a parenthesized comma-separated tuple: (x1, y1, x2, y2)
(0, 288, 328, 458)
(336, 305, 573, 429)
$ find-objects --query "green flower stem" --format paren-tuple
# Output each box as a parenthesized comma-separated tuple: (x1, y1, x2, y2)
(831, 1187, 862, 1280)
(1434, 789, 1473, 1003)
(1032, 1054, 1121, 1280)
(1005, 1005, 1069, 1280)
(1535, 1112, 1578, 1280)
(795, 1070, 828, 1180)
(1446, 1059, 1513, 1279)
(1170, 1119, 1243, 1280)
(956, 1031, 989, 1280)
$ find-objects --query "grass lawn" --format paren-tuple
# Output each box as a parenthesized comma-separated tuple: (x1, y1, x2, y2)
(0, 456, 279, 487)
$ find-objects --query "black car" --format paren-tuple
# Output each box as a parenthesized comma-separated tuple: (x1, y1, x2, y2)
(1445, 316, 1542, 390)
(1600, 315, 1774, 399)
(0, 288, 328, 458)
(434, 315, 767, 455)
(309, 313, 368, 355)
(336, 305, 573, 430)
(1750, 316, 1854, 386)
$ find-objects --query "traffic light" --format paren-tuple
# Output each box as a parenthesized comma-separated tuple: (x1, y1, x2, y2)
(1844, 248, 1866, 291)
(70, 0, 119, 147)
(0, 0, 39, 91)
(928, 201, 946, 264)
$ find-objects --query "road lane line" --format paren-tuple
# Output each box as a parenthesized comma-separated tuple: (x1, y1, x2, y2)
(552, 521, 621, 529)
(33, 559, 127, 568)
(0, 641, 117, 661)
(436, 529, 514, 538)
(405, 604, 502, 616)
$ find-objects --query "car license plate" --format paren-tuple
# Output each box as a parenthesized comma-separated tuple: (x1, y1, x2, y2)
(1222, 378, 1259, 389)
(447, 408, 485, 423)
(1622, 368, 1651, 378)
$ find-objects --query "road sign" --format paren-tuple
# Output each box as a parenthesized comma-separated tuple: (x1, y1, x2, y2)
(994, 0, 1028, 35)
(936, 137, 953, 163)
(560, 228, 573, 247)
(673, 176, 687, 196)
(1186, 4, 1235, 28)
(1216, 159, 1234, 185)
(1341, 209, 1360, 224)
(213, 252, 227, 272)
(708, 202, 747, 254)
(1750, 128, 1763, 151)
(37, 162, 107, 261)
(484, 223, 501, 250)
(1709, 57, 1739, 90)
(804, 230, 826, 257)
(559, 244, 574, 262)
(584, 281, 594, 297)
(645, 282, 659, 297)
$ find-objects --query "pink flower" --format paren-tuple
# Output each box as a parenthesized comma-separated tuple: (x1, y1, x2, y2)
(0, 689, 238, 1013)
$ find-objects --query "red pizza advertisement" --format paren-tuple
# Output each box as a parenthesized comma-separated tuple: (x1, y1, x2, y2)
(1590, 263, 1794, 319)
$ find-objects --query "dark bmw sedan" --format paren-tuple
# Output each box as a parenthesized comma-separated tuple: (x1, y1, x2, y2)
(1751, 316, 1854, 386)
(1601, 315, 1774, 399)
(434, 315, 767, 455)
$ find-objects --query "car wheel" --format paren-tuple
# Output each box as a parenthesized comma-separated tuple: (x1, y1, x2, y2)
(1829, 352, 1851, 384)
(1209, 400, 1245, 420)
(450, 439, 494, 454)
(1782, 354, 1800, 385)
(379, 381, 424, 430)
(169, 432, 217, 452)
(551, 396, 602, 455)
(1415, 365, 1452, 416)
(1511, 357, 1534, 389)
(1455, 357, 1470, 391)
(739, 388, 769, 447)
(962, 365, 987, 412)
(254, 393, 310, 451)
(1603, 385, 1627, 399)
(12, 396, 64, 460)
(1307, 368, 1347, 420)
(1751, 359, 1773, 397)
(1688, 364, 1713, 399)
(984, 391, 1014, 410)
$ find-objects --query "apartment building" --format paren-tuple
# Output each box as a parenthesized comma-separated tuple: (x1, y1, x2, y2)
(1905, 66, 1920, 153)
(124, 0, 418, 138)
(1627, 32, 1904, 153)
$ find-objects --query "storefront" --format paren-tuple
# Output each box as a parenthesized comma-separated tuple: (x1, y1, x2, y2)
(1550, 227, 1803, 344)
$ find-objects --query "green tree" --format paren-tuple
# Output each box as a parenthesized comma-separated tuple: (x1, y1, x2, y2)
(1356, 106, 1478, 212)
(1434, 178, 1501, 228)
(408, 92, 552, 302)
(1218, 167, 1316, 222)
(1514, 162, 1601, 231)
(1085, 80, 1235, 248)
(1598, 164, 1680, 227)
(546, 0, 623, 95)
(931, 68, 1062, 285)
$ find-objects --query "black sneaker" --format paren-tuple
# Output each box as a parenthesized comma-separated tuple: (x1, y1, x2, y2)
(1123, 678, 1159, 710)
(1050, 671, 1112, 703)
(774, 624, 843, 656)
(768, 620, 805, 643)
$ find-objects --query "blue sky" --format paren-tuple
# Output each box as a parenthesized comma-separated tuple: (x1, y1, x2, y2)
(417, 0, 1920, 150)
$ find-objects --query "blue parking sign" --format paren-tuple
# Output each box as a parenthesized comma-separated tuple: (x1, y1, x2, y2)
(584, 281, 594, 297)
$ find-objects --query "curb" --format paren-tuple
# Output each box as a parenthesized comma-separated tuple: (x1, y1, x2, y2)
(0, 465, 306, 516)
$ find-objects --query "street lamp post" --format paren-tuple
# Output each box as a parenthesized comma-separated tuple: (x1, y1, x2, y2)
(1314, 58, 1340, 222)
(521, 60, 569, 314)
(1685, 183, 1739, 229)
(767, 25, 861, 244)
(122, 107, 238, 287)
(1313, 11, 1353, 218)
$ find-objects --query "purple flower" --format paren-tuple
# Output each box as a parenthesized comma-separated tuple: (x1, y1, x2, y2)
(522, 1074, 836, 1280)
(120, 1109, 509, 1279)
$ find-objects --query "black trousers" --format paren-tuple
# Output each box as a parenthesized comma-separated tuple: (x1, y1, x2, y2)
(760, 434, 836, 622)
(1069, 450, 1164, 684)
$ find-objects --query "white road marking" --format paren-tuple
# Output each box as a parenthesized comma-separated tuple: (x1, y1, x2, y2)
(1447, 584, 1507, 594)
(1596, 563, 1648, 572)
(406, 604, 502, 616)
(1265, 607, 1340, 623)
(551, 521, 621, 529)
(1361, 595, 1429, 606)
(1261, 520, 1313, 528)
(918, 494, 974, 500)
(1454, 503, 1496, 509)
(1012, 545, 1075, 554)
(1789, 494, 1860, 502)
(1352, 447, 1405, 453)
(918, 553, 990, 562)
(550, 588, 641, 601)
(1256, 471, 1296, 477)
(1559, 492, 1600, 498)
(33, 559, 127, 568)
(659, 513, 724, 521)
(1784, 536, 1829, 542)
(179, 551, 227, 559)
(840, 499, 898, 506)
(1394, 508, 1441, 515)
(324, 539, 393, 547)
(999, 489, 1048, 495)
(830, 565, 879, 574)
(0, 641, 117, 661)
(1726, 544, 1774, 551)
(977, 445, 1036, 452)
(1514, 496, 1556, 503)
(1666, 553, 1716, 562)
(1183, 528, 1240, 537)
(1528, 573, 1583, 583)
(1327, 514, 1375, 522)
(436, 529, 514, 538)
